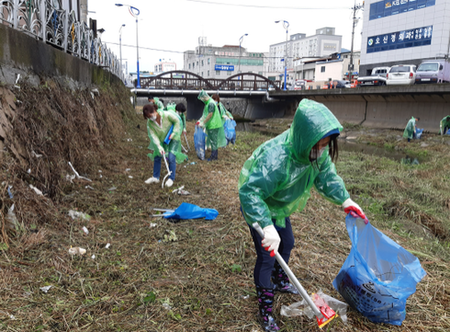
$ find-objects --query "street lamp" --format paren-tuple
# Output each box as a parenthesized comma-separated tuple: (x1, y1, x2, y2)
(119, 24, 125, 79)
(238, 33, 248, 79)
(115, 3, 141, 88)
(275, 20, 289, 91)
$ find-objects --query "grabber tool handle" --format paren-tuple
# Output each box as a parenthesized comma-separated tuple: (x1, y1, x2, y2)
(252, 222, 323, 319)
(162, 154, 172, 189)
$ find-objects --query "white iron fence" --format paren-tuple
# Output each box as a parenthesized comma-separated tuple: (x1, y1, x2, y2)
(0, 0, 123, 80)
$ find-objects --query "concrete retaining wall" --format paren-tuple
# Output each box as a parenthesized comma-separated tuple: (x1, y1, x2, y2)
(0, 24, 121, 88)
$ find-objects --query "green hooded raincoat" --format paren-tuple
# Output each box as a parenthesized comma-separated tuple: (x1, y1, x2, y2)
(403, 117, 416, 139)
(198, 91, 227, 150)
(147, 109, 187, 163)
(238, 99, 350, 229)
(439, 116, 450, 134)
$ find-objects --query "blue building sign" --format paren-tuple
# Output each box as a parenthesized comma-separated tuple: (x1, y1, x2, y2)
(367, 25, 432, 53)
(369, 0, 436, 21)
(214, 64, 235, 71)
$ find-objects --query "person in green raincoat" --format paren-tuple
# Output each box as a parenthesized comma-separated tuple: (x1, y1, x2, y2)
(403, 117, 420, 142)
(439, 115, 450, 135)
(148, 97, 164, 110)
(175, 103, 188, 135)
(143, 103, 187, 187)
(196, 90, 227, 161)
(238, 99, 368, 332)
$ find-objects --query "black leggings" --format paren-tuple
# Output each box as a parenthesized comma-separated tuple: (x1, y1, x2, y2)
(248, 218, 295, 288)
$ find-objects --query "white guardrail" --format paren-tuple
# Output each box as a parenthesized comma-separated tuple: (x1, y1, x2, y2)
(0, 0, 122, 80)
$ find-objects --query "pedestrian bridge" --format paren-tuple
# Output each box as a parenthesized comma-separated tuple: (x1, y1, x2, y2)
(133, 73, 450, 132)
(138, 71, 282, 92)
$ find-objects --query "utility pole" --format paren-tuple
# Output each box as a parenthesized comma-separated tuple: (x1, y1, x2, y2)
(349, 1, 363, 83)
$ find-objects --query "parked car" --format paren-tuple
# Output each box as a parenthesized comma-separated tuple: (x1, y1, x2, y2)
(415, 59, 450, 84)
(294, 80, 306, 90)
(386, 65, 416, 85)
(357, 67, 390, 87)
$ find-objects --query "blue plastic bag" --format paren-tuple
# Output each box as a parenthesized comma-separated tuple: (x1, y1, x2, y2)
(194, 126, 206, 160)
(224, 119, 236, 144)
(415, 128, 424, 139)
(163, 203, 218, 221)
(164, 125, 174, 145)
(333, 214, 426, 326)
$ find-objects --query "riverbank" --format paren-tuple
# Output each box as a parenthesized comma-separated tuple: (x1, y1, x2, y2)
(0, 114, 449, 331)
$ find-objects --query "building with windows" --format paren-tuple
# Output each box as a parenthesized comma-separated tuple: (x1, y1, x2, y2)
(154, 59, 177, 75)
(183, 44, 267, 79)
(360, 0, 445, 75)
(268, 27, 342, 76)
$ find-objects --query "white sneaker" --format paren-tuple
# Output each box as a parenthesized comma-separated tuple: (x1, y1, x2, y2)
(145, 177, 160, 184)
(165, 179, 173, 187)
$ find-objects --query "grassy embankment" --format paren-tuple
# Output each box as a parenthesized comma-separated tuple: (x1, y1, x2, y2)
(0, 114, 449, 331)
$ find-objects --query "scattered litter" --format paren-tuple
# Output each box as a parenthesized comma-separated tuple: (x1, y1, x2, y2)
(98, 170, 102, 173)
(128, 176, 133, 179)
(99, 174, 103, 178)
(31, 150, 43, 158)
(162, 303, 172, 310)
(125, 168, 131, 172)
(91, 88, 99, 95)
(127, 138, 133, 142)
(420, 142, 429, 147)
(15, 73, 21, 84)
(90, 92, 95, 100)
(29, 184, 43, 196)
(162, 230, 178, 242)
(190, 162, 196, 165)
(27, 168, 31, 174)
(7, 186, 13, 199)
(68, 162, 92, 182)
(161, 203, 219, 221)
(69, 247, 86, 256)
(91, 254, 96, 259)
(68, 210, 91, 221)
(105, 243, 111, 249)
(85, 185, 94, 190)
(5, 204, 19, 231)
(108, 187, 117, 191)
(218, 171, 222, 174)
(82, 226, 89, 235)
(40, 285, 53, 293)
(149, 223, 157, 228)
(9, 313, 15, 320)
(241, 295, 249, 300)
(66, 174, 76, 183)
(172, 186, 190, 195)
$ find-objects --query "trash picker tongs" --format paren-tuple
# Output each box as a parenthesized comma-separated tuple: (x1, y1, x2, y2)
(162, 154, 172, 189)
(184, 132, 190, 151)
(252, 222, 337, 329)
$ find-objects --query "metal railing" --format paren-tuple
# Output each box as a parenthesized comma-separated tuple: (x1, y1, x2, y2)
(0, 0, 122, 80)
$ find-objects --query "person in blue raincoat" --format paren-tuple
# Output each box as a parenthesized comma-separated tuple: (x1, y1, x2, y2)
(238, 99, 368, 332)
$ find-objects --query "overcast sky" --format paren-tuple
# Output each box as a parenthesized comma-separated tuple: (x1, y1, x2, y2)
(89, 0, 363, 73)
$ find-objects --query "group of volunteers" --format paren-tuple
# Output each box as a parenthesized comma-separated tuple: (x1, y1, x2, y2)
(403, 115, 450, 141)
(143, 90, 235, 187)
(142, 95, 368, 331)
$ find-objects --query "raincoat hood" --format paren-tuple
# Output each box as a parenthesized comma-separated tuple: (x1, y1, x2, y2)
(288, 99, 342, 162)
(198, 90, 211, 104)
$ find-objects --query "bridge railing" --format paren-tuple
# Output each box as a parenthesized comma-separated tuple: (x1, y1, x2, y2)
(0, 0, 122, 81)
(139, 71, 282, 91)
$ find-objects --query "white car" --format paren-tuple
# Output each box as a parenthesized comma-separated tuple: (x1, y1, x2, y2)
(386, 65, 416, 85)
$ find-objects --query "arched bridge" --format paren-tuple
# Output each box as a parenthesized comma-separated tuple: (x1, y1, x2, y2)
(139, 71, 282, 91)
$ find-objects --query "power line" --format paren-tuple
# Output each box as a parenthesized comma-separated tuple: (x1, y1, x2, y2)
(185, 0, 349, 10)
(103, 41, 299, 59)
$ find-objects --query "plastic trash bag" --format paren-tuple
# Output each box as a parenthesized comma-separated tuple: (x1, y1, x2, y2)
(224, 119, 237, 144)
(281, 290, 349, 324)
(163, 202, 218, 221)
(333, 214, 427, 326)
(415, 128, 424, 139)
(194, 126, 206, 160)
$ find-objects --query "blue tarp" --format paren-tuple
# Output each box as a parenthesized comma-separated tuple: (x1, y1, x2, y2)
(163, 203, 218, 220)
(333, 214, 426, 326)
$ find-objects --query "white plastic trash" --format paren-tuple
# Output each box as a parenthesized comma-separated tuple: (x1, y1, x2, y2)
(82, 226, 89, 235)
(40, 285, 53, 293)
(105, 243, 111, 249)
(69, 247, 87, 256)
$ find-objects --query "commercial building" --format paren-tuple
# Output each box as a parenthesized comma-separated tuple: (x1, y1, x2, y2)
(360, 0, 446, 75)
(183, 40, 267, 79)
(154, 59, 177, 75)
(268, 27, 342, 79)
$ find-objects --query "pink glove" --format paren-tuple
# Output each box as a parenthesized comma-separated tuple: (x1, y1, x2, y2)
(342, 198, 368, 224)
